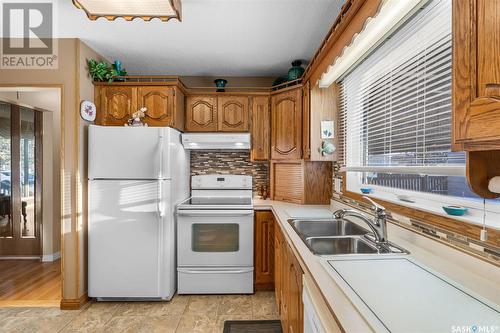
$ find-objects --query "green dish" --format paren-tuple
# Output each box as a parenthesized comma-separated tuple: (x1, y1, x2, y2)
(442, 205, 468, 216)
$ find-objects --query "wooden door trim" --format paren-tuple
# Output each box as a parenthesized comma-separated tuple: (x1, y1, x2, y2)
(35, 111, 43, 256)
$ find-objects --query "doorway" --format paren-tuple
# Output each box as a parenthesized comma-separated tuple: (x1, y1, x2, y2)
(0, 102, 42, 256)
(0, 88, 61, 307)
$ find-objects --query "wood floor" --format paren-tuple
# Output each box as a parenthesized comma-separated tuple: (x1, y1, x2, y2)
(0, 260, 61, 307)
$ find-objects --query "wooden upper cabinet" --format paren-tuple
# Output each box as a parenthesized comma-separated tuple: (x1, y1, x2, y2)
(186, 96, 218, 132)
(94, 85, 184, 130)
(137, 87, 174, 127)
(302, 82, 311, 160)
(185, 95, 250, 132)
(218, 96, 250, 132)
(97, 86, 136, 126)
(453, 0, 500, 150)
(271, 88, 303, 160)
(251, 96, 270, 161)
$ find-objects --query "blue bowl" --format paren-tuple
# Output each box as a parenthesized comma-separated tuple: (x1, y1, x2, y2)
(360, 188, 372, 194)
(442, 205, 468, 216)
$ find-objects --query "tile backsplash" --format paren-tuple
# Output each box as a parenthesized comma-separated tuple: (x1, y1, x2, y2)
(190, 151, 269, 194)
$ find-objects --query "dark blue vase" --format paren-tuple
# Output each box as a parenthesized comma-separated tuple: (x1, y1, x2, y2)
(214, 79, 228, 92)
(272, 75, 288, 87)
(287, 60, 305, 81)
(114, 60, 122, 72)
(114, 60, 125, 81)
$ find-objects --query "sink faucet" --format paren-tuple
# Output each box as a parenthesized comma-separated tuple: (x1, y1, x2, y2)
(333, 196, 388, 244)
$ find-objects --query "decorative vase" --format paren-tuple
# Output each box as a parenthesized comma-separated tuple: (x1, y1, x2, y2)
(272, 75, 288, 87)
(214, 78, 228, 92)
(114, 60, 122, 72)
(114, 60, 125, 81)
(287, 60, 305, 81)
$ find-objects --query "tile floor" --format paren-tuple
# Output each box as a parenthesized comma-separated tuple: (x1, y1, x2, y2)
(0, 292, 279, 333)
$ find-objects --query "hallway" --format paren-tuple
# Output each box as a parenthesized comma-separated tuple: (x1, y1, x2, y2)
(0, 260, 61, 307)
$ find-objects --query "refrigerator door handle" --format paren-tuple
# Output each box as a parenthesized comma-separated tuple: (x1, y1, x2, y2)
(158, 128, 165, 179)
(157, 180, 165, 218)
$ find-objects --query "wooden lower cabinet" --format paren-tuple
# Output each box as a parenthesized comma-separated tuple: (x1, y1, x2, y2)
(254, 211, 275, 291)
(275, 225, 303, 333)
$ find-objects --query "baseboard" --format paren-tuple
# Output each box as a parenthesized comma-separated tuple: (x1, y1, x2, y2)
(0, 300, 60, 307)
(60, 293, 89, 310)
(0, 256, 41, 260)
(42, 251, 61, 262)
(254, 283, 275, 292)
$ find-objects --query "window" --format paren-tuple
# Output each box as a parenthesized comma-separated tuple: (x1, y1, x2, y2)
(338, 0, 500, 228)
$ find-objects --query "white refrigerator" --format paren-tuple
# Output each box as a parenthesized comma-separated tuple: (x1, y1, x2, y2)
(88, 125, 190, 300)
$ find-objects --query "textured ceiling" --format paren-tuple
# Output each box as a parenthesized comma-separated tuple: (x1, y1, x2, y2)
(57, 0, 345, 77)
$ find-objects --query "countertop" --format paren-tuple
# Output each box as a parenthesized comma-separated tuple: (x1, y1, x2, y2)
(253, 199, 500, 333)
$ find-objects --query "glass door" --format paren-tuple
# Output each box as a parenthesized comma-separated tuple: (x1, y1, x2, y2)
(0, 102, 42, 256)
(0, 103, 12, 240)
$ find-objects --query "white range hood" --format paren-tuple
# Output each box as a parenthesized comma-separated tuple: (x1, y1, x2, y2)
(181, 133, 251, 150)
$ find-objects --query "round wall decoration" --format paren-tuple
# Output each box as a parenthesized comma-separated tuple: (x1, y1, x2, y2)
(80, 100, 96, 122)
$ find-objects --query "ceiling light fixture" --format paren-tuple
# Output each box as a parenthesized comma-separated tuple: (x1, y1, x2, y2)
(73, 0, 182, 22)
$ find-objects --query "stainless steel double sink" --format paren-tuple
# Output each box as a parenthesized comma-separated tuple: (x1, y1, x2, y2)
(288, 218, 408, 256)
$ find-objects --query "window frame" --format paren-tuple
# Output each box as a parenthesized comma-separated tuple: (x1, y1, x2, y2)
(335, 0, 500, 235)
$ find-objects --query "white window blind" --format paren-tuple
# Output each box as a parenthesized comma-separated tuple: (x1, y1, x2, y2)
(338, 0, 464, 174)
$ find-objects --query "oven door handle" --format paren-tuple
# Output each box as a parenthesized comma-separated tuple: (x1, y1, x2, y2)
(177, 210, 253, 217)
(178, 268, 254, 274)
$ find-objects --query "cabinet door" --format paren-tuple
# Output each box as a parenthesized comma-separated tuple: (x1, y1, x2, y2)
(186, 96, 218, 131)
(251, 96, 270, 160)
(281, 242, 290, 333)
(218, 96, 250, 132)
(137, 87, 174, 127)
(271, 88, 303, 159)
(302, 82, 311, 160)
(254, 211, 274, 291)
(97, 86, 137, 126)
(288, 249, 303, 333)
(274, 227, 282, 317)
(453, 0, 500, 149)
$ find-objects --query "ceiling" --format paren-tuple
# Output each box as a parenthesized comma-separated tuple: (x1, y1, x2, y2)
(57, 0, 345, 77)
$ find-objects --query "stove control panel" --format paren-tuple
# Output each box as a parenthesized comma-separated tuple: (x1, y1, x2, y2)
(192, 175, 252, 190)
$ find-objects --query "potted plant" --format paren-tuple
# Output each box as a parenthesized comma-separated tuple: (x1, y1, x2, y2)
(87, 59, 127, 82)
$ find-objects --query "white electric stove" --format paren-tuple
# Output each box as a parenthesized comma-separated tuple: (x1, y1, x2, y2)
(176, 175, 254, 294)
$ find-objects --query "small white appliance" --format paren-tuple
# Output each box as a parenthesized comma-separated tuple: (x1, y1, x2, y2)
(181, 133, 251, 150)
(88, 125, 190, 300)
(176, 175, 254, 294)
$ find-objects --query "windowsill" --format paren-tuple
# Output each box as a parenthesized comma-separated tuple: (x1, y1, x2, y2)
(346, 184, 500, 231)
(344, 173, 500, 231)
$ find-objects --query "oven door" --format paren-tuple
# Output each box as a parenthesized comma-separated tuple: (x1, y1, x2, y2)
(177, 209, 254, 267)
